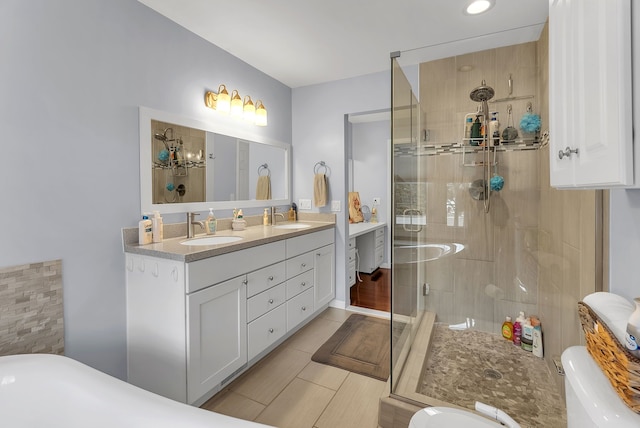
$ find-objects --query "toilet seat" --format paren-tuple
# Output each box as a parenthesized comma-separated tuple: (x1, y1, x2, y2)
(409, 407, 502, 428)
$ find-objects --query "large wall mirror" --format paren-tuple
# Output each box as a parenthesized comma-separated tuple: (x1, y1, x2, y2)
(140, 107, 290, 215)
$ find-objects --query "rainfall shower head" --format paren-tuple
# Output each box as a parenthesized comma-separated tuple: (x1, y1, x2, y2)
(469, 80, 495, 102)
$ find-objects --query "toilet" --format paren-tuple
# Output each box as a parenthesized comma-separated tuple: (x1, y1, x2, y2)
(409, 402, 519, 428)
(562, 345, 640, 427)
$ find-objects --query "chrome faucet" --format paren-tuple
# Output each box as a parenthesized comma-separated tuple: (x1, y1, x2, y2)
(187, 212, 205, 238)
(271, 207, 285, 226)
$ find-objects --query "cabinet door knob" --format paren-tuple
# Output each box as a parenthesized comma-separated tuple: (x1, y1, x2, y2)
(302, 306, 307, 311)
(268, 276, 274, 281)
(268, 328, 274, 333)
(242, 279, 248, 285)
(268, 299, 274, 304)
(558, 146, 579, 159)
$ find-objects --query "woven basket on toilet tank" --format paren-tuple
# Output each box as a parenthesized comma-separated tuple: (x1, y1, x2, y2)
(578, 301, 640, 413)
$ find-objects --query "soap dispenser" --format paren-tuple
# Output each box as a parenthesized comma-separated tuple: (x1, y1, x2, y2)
(263, 208, 269, 226)
(205, 208, 217, 235)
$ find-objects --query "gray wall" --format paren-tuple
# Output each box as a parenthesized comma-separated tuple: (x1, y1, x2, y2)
(1, 0, 291, 379)
(292, 72, 389, 306)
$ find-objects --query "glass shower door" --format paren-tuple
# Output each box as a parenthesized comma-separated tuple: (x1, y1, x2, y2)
(390, 57, 426, 397)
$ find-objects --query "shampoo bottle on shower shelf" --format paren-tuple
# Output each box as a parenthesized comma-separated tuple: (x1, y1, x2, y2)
(502, 316, 513, 340)
(513, 311, 525, 346)
(531, 316, 543, 358)
(624, 297, 640, 357)
(138, 215, 153, 245)
(521, 318, 534, 352)
(464, 116, 473, 139)
(152, 211, 163, 243)
(490, 112, 500, 146)
(205, 208, 217, 235)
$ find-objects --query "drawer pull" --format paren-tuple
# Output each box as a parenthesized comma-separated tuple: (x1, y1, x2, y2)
(301, 263, 306, 268)
(302, 306, 307, 311)
(301, 282, 307, 287)
(268, 276, 274, 281)
(268, 299, 274, 304)
(268, 328, 274, 333)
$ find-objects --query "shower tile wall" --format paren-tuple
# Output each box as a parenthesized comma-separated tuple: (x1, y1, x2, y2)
(418, 42, 541, 335)
(151, 120, 206, 204)
(0, 260, 64, 356)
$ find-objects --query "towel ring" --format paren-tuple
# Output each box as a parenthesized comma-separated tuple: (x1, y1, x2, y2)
(258, 163, 270, 177)
(314, 161, 329, 176)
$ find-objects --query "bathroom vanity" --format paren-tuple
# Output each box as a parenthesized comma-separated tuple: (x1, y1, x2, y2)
(123, 221, 335, 406)
(349, 222, 386, 284)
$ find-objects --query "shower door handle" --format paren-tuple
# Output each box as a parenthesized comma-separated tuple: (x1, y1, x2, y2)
(402, 209, 423, 232)
(558, 146, 578, 159)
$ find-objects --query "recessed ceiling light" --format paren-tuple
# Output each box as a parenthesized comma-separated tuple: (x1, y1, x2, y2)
(464, 0, 495, 15)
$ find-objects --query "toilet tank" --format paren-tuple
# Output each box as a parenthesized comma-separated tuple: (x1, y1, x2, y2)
(562, 346, 640, 427)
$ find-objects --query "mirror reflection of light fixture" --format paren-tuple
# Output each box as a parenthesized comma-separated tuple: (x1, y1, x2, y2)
(243, 95, 256, 122)
(230, 89, 243, 117)
(255, 100, 268, 127)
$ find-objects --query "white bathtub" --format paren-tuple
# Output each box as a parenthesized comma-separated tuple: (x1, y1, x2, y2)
(0, 353, 271, 427)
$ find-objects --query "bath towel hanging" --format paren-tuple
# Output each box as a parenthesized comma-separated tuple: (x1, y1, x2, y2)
(313, 161, 329, 207)
(256, 163, 271, 200)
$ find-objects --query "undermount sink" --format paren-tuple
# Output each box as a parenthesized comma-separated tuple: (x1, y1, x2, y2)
(180, 236, 244, 246)
(273, 223, 311, 230)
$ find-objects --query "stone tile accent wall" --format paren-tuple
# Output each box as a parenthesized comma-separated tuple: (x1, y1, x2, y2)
(0, 260, 64, 355)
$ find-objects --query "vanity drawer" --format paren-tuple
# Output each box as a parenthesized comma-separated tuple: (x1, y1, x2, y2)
(285, 269, 314, 299)
(286, 251, 314, 279)
(375, 246, 384, 268)
(246, 261, 286, 298)
(247, 303, 286, 361)
(286, 229, 334, 258)
(348, 237, 356, 250)
(348, 247, 356, 264)
(348, 260, 356, 286)
(247, 282, 286, 322)
(375, 235, 385, 247)
(375, 227, 385, 238)
(186, 241, 285, 293)
(286, 288, 314, 331)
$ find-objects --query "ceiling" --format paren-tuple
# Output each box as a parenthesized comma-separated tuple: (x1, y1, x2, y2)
(138, 0, 549, 88)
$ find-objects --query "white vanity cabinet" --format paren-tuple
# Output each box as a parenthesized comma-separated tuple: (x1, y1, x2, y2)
(549, 0, 634, 188)
(187, 275, 247, 403)
(347, 238, 356, 286)
(357, 227, 385, 274)
(126, 226, 335, 406)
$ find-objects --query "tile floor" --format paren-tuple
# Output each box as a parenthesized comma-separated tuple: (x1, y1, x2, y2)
(201, 307, 387, 428)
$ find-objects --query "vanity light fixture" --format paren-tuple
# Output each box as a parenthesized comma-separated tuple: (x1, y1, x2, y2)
(204, 86, 267, 126)
(230, 89, 243, 117)
(204, 84, 231, 114)
(243, 95, 256, 122)
(464, 0, 495, 15)
(255, 100, 268, 127)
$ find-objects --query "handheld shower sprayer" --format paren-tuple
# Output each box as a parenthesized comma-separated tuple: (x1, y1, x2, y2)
(469, 80, 496, 213)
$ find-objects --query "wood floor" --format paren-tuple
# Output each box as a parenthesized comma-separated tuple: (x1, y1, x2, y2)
(349, 268, 391, 312)
(201, 307, 386, 428)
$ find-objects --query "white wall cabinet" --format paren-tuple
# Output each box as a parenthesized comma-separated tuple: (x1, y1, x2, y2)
(549, 0, 634, 188)
(126, 228, 334, 406)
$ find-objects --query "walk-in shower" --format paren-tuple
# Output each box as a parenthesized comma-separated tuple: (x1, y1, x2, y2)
(386, 40, 580, 428)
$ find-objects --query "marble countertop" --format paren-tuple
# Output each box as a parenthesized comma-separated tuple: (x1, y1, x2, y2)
(349, 221, 386, 238)
(123, 214, 335, 263)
